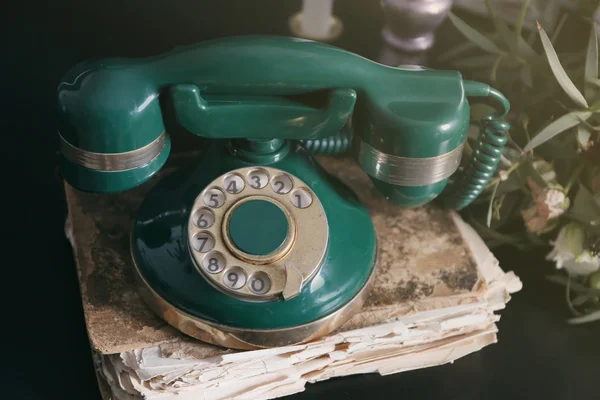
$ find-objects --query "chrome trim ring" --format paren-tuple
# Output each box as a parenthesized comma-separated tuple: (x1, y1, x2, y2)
(221, 195, 297, 265)
(356, 140, 464, 186)
(59, 132, 167, 172)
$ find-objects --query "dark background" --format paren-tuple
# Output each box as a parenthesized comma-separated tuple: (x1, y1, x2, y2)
(4, 0, 600, 399)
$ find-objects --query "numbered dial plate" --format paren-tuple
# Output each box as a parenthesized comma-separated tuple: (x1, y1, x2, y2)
(188, 167, 328, 301)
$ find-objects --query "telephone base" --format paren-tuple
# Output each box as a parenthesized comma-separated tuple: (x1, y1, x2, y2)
(130, 141, 377, 349)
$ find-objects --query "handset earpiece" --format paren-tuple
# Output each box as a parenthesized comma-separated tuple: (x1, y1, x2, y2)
(351, 72, 510, 209)
(57, 62, 170, 193)
(351, 67, 471, 207)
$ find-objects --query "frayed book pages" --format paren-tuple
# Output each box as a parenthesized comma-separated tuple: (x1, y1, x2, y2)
(63, 155, 521, 400)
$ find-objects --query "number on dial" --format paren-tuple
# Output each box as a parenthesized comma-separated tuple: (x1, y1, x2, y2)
(248, 272, 272, 295)
(223, 173, 245, 194)
(192, 232, 215, 253)
(193, 208, 215, 229)
(270, 174, 293, 194)
(247, 169, 269, 189)
(203, 188, 225, 208)
(290, 188, 313, 209)
(202, 251, 226, 274)
(223, 267, 247, 290)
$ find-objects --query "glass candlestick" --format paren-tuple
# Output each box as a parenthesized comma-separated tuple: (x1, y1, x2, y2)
(289, 0, 343, 43)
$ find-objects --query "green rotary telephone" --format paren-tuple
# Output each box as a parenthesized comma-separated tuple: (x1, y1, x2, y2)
(57, 36, 510, 350)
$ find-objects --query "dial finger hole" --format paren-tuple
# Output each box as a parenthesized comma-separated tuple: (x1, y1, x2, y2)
(290, 188, 313, 209)
(202, 251, 226, 274)
(191, 232, 215, 253)
(248, 271, 272, 295)
(192, 207, 215, 229)
(223, 173, 245, 194)
(270, 174, 293, 194)
(203, 188, 226, 208)
(222, 266, 247, 290)
(246, 168, 269, 189)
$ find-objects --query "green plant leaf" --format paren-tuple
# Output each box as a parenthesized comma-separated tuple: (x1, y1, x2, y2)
(514, 0, 531, 45)
(517, 38, 538, 60)
(528, 0, 560, 45)
(537, 21, 589, 109)
(437, 41, 476, 63)
(527, 23, 537, 45)
(547, 274, 600, 295)
(492, 0, 537, 59)
(492, 193, 504, 220)
(490, 56, 504, 82)
(521, 65, 533, 88)
(482, 0, 538, 60)
(540, 0, 561, 27)
(575, 0, 600, 17)
(448, 12, 505, 55)
(451, 54, 500, 69)
(587, 77, 600, 88)
(577, 124, 592, 148)
(495, 172, 525, 194)
(487, 179, 500, 227)
(496, 190, 525, 227)
(437, 35, 500, 62)
(567, 310, 600, 324)
(523, 111, 592, 152)
(565, 210, 600, 232)
(571, 184, 600, 225)
(533, 125, 581, 161)
(504, 146, 522, 163)
(485, 0, 518, 52)
(467, 216, 528, 249)
(550, 14, 568, 43)
(572, 291, 598, 306)
(584, 23, 599, 101)
(517, 157, 549, 188)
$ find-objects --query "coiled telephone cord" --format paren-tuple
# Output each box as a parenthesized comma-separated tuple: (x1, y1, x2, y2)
(442, 115, 510, 210)
(300, 126, 352, 155)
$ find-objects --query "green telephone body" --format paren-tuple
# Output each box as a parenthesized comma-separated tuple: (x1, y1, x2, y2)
(57, 36, 510, 349)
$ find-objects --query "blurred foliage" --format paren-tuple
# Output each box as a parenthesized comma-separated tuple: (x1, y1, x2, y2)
(441, 0, 600, 323)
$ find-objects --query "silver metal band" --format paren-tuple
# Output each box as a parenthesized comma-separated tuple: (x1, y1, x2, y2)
(356, 140, 464, 186)
(59, 132, 167, 172)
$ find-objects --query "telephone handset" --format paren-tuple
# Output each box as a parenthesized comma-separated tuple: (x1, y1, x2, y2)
(57, 36, 510, 349)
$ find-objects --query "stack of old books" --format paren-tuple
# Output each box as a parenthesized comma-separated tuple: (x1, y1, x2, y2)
(64, 154, 521, 400)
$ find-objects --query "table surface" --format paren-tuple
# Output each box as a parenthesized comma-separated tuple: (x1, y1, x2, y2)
(5, 1, 599, 399)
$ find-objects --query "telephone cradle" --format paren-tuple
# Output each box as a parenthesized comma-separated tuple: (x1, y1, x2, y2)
(57, 36, 510, 350)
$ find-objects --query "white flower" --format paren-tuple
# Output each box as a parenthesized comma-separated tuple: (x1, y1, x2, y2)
(521, 178, 569, 235)
(546, 224, 600, 276)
